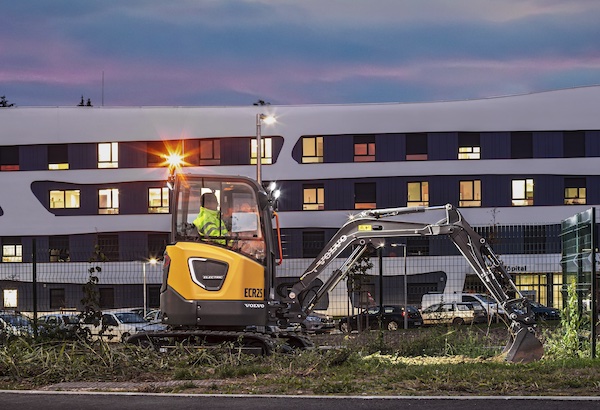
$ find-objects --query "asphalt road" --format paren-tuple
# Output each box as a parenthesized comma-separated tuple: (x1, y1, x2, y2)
(1, 391, 600, 410)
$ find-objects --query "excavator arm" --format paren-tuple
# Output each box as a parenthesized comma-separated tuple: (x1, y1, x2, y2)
(283, 204, 543, 362)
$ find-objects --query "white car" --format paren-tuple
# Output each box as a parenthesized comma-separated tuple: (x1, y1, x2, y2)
(81, 311, 166, 343)
(420, 302, 487, 326)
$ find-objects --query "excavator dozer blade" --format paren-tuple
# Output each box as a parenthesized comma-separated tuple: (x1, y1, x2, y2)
(503, 328, 544, 363)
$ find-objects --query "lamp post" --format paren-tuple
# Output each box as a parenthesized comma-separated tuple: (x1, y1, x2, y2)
(255, 113, 276, 185)
(142, 258, 158, 317)
(392, 243, 408, 329)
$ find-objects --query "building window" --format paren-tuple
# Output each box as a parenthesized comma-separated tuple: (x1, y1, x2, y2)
(458, 133, 480, 160)
(99, 288, 115, 309)
(49, 236, 70, 262)
(49, 288, 66, 309)
(50, 190, 80, 209)
(98, 142, 118, 168)
(354, 182, 376, 209)
(99, 188, 119, 214)
(98, 234, 119, 262)
(302, 136, 324, 163)
(302, 231, 325, 258)
(48, 144, 69, 170)
(459, 180, 481, 207)
(303, 185, 324, 210)
(2, 241, 22, 263)
(251, 137, 272, 165)
(0, 146, 19, 171)
(407, 181, 429, 206)
(406, 133, 427, 160)
(3, 289, 17, 308)
(148, 187, 169, 213)
(199, 139, 221, 165)
(564, 178, 586, 205)
(511, 132, 533, 159)
(407, 237, 429, 256)
(512, 178, 534, 206)
(148, 233, 169, 260)
(564, 131, 585, 158)
(354, 136, 375, 162)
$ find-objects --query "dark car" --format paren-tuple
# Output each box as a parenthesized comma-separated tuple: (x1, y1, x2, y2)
(529, 301, 560, 320)
(339, 305, 422, 332)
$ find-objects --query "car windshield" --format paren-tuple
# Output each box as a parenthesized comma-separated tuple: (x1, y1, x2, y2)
(476, 294, 496, 303)
(115, 312, 146, 324)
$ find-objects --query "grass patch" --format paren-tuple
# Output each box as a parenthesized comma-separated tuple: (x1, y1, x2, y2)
(1, 325, 599, 396)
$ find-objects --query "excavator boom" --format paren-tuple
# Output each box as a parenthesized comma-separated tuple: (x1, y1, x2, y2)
(283, 204, 543, 363)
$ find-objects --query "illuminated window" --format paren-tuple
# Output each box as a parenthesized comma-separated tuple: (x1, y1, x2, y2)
(354, 136, 375, 162)
(407, 181, 429, 206)
(406, 133, 427, 160)
(354, 182, 376, 209)
(459, 180, 481, 207)
(99, 188, 119, 214)
(48, 144, 69, 170)
(0, 146, 19, 171)
(512, 178, 534, 206)
(250, 137, 272, 165)
(302, 136, 324, 163)
(50, 190, 80, 209)
(3, 289, 17, 308)
(458, 133, 480, 160)
(2, 243, 22, 263)
(148, 187, 170, 213)
(98, 142, 118, 168)
(199, 139, 221, 165)
(303, 185, 324, 210)
(564, 178, 586, 205)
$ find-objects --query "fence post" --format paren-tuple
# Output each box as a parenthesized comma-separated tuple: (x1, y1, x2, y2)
(32, 238, 38, 337)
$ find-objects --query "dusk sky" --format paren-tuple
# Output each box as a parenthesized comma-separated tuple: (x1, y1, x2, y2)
(2, 1, 600, 107)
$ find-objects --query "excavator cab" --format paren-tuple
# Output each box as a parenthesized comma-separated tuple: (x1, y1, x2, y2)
(160, 174, 276, 330)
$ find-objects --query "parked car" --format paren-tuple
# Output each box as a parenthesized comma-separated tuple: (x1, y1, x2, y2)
(0, 310, 34, 340)
(339, 305, 423, 332)
(529, 301, 561, 320)
(38, 313, 81, 339)
(143, 309, 163, 324)
(80, 311, 166, 342)
(300, 312, 336, 334)
(420, 302, 487, 326)
(422, 293, 505, 319)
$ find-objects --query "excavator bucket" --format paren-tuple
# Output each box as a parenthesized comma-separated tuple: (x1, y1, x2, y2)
(503, 327, 544, 363)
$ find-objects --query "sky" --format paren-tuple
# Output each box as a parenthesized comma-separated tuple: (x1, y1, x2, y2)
(1, 0, 600, 107)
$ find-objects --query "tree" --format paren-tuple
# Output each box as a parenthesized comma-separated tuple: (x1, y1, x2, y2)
(253, 99, 270, 106)
(78, 96, 93, 107)
(0, 96, 15, 107)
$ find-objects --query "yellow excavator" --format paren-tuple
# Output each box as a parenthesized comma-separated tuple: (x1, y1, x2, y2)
(128, 172, 543, 362)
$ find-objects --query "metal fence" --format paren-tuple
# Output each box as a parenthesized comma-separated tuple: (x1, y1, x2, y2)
(0, 227, 567, 321)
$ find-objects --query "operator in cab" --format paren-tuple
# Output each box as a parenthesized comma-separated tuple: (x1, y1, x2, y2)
(193, 192, 228, 244)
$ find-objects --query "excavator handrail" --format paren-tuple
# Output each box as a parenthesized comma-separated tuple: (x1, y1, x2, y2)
(273, 211, 283, 266)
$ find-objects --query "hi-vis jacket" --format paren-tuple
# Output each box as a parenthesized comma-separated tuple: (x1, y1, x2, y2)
(193, 207, 228, 244)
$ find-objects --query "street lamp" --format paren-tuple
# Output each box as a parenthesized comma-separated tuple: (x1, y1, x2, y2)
(255, 113, 276, 185)
(392, 243, 408, 329)
(142, 258, 158, 317)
